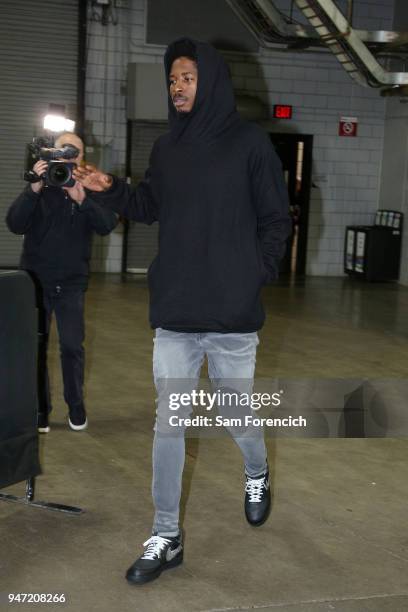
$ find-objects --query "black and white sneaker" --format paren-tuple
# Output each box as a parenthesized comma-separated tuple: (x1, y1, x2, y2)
(245, 467, 271, 526)
(126, 534, 183, 585)
(38, 412, 50, 434)
(68, 404, 88, 431)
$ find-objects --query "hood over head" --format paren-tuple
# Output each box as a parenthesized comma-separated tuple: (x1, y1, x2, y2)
(164, 37, 240, 143)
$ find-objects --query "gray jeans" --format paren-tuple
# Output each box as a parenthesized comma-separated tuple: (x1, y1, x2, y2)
(152, 328, 267, 536)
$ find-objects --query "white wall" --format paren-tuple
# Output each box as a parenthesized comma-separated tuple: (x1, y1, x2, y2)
(86, 1, 144, 273)
(231, 50, 386, 275)
(378, 0, 408, 284)
(86, 0, 395, 276)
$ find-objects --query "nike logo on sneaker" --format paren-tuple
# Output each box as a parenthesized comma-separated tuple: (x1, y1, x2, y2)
(166, 545, 182, 562)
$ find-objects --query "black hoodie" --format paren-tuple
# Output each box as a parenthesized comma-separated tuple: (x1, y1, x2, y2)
(6, 185, 118, 291)
(94, 38, 291, 332)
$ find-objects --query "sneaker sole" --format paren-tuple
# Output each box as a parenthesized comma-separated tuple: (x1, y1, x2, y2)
(126, 552, 183, 585)
(38, 426, 50, 434)
(68, 418, 88, 431)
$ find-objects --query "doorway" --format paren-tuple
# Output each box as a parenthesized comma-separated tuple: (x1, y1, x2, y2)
(269, 133, 313, 277)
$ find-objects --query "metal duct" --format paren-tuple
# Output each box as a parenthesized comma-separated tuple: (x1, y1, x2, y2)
(226, 0, 408, 90)
(225, 0, 319, 45)
(294, 0, 408, 87)
(226, 0, 408, 49)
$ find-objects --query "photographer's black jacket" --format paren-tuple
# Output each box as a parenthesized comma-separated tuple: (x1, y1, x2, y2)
(90, 38, 292, 333)
(6, 185, 118, 290)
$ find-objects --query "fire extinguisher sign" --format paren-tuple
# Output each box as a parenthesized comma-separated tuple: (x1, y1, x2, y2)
(339, 116, 358, 137)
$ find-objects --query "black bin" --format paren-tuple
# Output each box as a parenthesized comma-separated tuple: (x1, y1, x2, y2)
(344, 210, 403, 282)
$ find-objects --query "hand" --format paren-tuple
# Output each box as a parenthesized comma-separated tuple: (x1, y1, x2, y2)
(63, 181, 86, 204)
(31, 160, 48, 193)
(73, 164, 113, 192)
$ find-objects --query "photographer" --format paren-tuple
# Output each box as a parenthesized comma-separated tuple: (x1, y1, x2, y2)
(6, 133, 118, 433)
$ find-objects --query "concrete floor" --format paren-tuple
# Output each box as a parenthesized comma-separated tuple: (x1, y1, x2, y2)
(1, 275, 408, 612)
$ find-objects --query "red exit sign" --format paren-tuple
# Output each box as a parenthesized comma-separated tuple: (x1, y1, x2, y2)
(273, 105, 293, 119)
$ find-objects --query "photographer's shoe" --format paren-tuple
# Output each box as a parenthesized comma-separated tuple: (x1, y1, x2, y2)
(126, 534, 183, 585)
(245, 467, 271, 526)
(38, 412, 50, 434)
(68, 404, 88, 431)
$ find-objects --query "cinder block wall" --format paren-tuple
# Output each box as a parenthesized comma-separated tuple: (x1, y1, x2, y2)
(86, 0, 394, 276)
(379, 0, 408, 285)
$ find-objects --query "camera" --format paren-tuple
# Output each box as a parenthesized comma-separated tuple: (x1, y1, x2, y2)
(44, 161, 77, 188)
(24, 136, 79, 187)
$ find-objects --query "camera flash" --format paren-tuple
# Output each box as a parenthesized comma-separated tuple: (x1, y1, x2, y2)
(43, 114, 76, 133)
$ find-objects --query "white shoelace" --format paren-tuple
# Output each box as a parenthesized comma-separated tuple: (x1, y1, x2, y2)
(245, 476, 266, 503)
(141, 536, 172, 560)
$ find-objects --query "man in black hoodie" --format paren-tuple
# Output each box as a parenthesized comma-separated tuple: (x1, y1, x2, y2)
(74, 38, 291, 584)
(6, 133, 118, 433)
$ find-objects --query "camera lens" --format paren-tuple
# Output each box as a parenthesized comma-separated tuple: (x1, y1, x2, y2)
(47, 163, 71, 187)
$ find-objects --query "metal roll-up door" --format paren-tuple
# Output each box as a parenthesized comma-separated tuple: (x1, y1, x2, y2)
(126, 121, 168, 272)
(0, 0, 79, 266)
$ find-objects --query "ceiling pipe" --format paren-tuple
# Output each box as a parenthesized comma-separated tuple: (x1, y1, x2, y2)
(294, 0, 408, 87)
(226, 0, 408, 91)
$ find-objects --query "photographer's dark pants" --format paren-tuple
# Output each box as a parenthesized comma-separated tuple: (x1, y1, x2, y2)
(37, 285, 85, 415)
